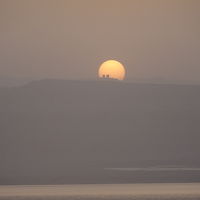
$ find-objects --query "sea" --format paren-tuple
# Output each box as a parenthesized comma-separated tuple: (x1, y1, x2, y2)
(0, 183, 200, 200)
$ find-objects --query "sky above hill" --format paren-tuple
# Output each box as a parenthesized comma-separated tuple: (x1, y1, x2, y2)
(0, 0, 200, 83)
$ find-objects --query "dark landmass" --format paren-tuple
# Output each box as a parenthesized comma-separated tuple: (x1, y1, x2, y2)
(0, 79, 200, 184)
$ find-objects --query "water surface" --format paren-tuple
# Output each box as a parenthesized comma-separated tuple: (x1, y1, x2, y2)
(0, 183, 200, 200)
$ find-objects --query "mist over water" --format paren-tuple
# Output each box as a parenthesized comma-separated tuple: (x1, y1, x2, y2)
(0, 80, 200, 185)
(1, 1, 200, 200)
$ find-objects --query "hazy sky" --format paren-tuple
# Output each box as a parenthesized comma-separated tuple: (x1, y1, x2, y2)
(0, 0, 200, 82)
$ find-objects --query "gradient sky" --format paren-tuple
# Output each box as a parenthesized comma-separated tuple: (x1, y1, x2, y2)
(0, 0, 200, 82)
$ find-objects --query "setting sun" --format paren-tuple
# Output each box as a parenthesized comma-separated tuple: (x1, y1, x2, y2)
(98, 60, 126, 81)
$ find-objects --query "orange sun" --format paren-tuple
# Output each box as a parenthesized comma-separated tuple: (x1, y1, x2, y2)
(98, 60, 126, 80)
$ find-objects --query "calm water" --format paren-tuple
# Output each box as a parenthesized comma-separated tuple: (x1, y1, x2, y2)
(0, 183, 200, 200)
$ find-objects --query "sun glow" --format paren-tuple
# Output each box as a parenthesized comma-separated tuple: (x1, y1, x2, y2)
(98, 60, 126, 81)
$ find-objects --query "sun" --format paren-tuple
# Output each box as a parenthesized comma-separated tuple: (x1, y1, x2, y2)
(98, 60, 126, 81)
